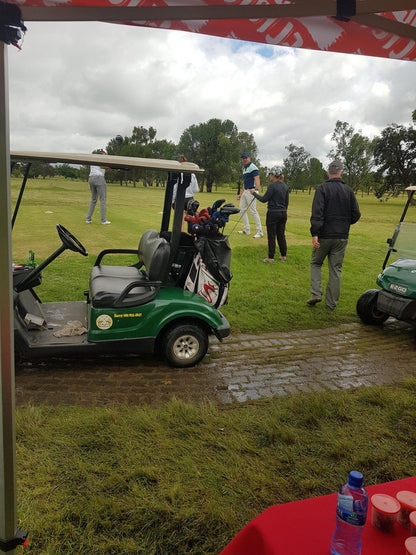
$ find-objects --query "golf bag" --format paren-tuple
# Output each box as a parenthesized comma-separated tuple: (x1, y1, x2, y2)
(185, 235, 232, 309)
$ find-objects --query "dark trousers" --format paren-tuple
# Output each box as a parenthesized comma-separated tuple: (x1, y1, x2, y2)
(266, 210, 287, 259)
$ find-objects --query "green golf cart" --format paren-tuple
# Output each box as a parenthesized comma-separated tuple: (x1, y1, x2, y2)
(357, 185, 416, 327)
(11, 151, 231, 367)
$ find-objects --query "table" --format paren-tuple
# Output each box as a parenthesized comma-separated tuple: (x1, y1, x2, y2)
(219, 476, 416, 554)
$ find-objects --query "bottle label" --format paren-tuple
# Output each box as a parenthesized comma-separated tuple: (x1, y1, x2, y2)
(337, 494, 367, 526)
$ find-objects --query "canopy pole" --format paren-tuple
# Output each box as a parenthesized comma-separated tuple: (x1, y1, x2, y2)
(0, 40, 17, 555)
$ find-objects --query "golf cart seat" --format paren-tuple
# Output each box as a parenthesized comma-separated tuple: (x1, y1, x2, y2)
(90, 230, 170, 308)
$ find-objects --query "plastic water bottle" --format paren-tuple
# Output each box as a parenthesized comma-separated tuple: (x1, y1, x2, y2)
(330, 471, 368, 555)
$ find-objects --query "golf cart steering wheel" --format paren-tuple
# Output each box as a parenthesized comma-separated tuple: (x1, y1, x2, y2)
(57, 224, 88, 256)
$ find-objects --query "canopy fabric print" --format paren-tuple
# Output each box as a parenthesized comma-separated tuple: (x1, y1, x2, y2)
(13, 1, 416, 61)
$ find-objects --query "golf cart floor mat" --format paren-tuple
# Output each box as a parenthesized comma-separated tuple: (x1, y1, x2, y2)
(26, 302, 88, 346)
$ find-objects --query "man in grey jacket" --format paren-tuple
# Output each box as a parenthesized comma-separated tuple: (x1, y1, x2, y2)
(307, 160, 361, 311)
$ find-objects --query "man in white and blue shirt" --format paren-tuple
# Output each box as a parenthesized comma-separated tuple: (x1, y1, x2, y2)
(237, 152, 263, 238)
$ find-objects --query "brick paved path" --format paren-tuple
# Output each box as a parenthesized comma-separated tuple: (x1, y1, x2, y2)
(15, 319, 416, 407)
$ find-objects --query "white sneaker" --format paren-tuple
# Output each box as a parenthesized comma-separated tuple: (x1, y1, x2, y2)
(85, 220, 91, 224)
(238, 230, 250, 235)
(101, 220, 111, 225)
(253, 232, 263, 238)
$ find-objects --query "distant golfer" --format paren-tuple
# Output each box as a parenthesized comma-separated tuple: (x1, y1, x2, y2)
(237, 152, 263, 238)
(251, 166, 289, 262)
(307, 160, 361, 311)
(86, 149, 111, 225)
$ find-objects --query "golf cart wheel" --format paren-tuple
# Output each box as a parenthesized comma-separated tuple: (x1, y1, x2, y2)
(160, 322, 208, 368)
(356, 289, 389, 325)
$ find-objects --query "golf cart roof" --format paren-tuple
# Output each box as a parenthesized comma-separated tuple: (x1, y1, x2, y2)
(10, 151, 204, 174)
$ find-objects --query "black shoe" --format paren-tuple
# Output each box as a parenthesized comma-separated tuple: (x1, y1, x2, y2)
(306, 297, 322, 306)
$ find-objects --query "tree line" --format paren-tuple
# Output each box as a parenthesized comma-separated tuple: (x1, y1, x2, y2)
(11, 111, 416, 198)
(276, 111, 416, 198)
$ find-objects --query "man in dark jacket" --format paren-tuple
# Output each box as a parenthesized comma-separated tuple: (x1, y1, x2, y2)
(307, 160, 361, 310)
(251, 166, 289, 262)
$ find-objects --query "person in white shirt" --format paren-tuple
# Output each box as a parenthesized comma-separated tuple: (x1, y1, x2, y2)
(171, 154, 199, 212)
(172, 155, 199, 231)
(86, 149, 111, 225)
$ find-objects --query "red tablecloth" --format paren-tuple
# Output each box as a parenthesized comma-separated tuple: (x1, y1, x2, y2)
(219, 476, 416, 555)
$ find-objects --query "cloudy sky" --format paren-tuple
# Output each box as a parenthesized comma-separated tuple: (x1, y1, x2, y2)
(8, 20, 416, 168)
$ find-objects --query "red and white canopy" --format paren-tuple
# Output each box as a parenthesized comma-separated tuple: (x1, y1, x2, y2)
(16, 1, 416, 61)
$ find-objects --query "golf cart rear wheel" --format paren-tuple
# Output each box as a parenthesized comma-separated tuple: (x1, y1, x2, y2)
(356, 289, 389, 325)
(160, 322, 208, 368)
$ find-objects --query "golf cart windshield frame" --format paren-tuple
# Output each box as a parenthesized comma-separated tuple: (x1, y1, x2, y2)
(10, 151, 204, 266)
(383, 186, 416, 269)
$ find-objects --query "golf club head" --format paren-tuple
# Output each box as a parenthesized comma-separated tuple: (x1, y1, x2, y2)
(220, 206, 240, 216)
(187, 200, 200, 215)
(212, 199, 226, 211)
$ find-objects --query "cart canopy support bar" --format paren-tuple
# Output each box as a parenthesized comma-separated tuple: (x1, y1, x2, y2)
(0, 41, 18, 555)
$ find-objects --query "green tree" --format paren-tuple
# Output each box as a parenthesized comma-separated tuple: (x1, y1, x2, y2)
(329, 120, 353, 162)
(179, 118, 241, 192)
(306, 157, 326, 194)
(329, 120, 374, 193)
(373, 123, 416, 196)
(347, 134, 375, 193)
(106, 127, 163, 187)
(283, 144, 310, 191)
(55, 164, 79, 180)
(131, 125, 157, 147)
(28, 161, 55, 179)
(149, 139, 178, 187)
(372, 172, 391, 199)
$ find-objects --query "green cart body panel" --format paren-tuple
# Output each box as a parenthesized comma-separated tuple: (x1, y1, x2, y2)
(377, 258, 416, 299)
(88, 286, 224, 342)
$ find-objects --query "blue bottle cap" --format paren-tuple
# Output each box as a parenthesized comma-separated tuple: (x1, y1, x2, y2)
(348, 470, 364, 488)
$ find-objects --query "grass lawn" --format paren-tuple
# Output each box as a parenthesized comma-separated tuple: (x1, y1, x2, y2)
(10, 176, 416, 554)
(11, 177, 414, 333)
(16, 381, 416, 554)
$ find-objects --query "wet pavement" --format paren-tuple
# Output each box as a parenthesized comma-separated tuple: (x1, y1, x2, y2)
(15, 319, 416, 407)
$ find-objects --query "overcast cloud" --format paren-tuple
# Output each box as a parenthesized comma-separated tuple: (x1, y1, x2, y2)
(8, 21, 416, 168)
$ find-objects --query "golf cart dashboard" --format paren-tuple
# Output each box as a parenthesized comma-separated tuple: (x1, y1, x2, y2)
(12, 263, 42, 289)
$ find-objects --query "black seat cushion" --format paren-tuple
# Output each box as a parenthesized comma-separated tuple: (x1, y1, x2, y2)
(91, 276, 157, 308)
(90, 232, 170, 309)
(90, 265, 145, 281)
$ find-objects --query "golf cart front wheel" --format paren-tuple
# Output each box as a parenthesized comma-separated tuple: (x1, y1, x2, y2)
(160, 322, 208, 368)
(356, 289, 389, 325)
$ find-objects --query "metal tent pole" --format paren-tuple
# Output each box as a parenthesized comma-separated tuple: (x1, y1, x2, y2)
(0, 41, 17, 555)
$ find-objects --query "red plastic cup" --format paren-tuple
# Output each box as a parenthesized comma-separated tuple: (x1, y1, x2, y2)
(370, 493, 400, 532)
(396, 491, 416, 528)
(410, 511, 416, 536)
(405, 536, 416, 554)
